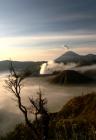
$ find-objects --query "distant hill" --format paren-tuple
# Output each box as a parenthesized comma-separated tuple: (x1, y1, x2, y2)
(0, 60, 45, 75)
(83, 69, 96, 79)
(55, 51, 96, 65)
(50, 70, 93, 84)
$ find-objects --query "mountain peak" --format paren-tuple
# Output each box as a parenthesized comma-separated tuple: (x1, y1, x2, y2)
(63, 51, 79, 56)
(55, 51, 80, 63)
(55, 51, 96, 64)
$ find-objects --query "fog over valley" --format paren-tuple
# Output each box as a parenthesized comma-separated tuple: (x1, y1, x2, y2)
(0, 70, 96, 135)
(0, 0, 96, 139)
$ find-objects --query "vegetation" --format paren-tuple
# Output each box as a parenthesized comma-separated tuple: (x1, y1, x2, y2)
(49, 92, 96, 140)
(1, 93, 96, 140)
(58, 92, 96, 120)
(4, 61, 49, 140)
(0, 61, 96, 140)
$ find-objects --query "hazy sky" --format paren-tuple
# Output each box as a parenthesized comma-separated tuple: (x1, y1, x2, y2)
(0, 0, 96, 61)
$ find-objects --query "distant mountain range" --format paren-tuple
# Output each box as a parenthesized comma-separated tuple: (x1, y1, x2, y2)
(0, 60, 45, 75)
(55, 51, 96, 65)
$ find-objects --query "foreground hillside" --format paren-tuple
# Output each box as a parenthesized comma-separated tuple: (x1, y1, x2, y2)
(55, 92, 96, 120)
(50, 93, 96, 140)
(1, 93, 96, 140)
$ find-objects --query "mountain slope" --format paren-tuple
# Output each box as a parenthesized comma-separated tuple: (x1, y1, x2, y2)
(50, 70, 93, 84)
(55, 51, 80, 63)
(55, 51, 96, 64)
(57, 93, 96, 120)
(1, 93, 96, 140)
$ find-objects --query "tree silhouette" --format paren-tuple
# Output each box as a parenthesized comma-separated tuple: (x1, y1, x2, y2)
(5, 61, 49, 140)
(29, 89, 49, 140)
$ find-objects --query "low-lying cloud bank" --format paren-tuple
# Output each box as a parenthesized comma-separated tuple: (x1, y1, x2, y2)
(40, 61, 77, 74)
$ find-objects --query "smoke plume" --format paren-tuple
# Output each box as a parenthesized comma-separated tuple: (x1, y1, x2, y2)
(40, 61, 76, 75)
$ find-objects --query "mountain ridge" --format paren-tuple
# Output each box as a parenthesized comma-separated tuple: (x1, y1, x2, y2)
(0, 60, 46, 75)
(55, 51, 96, 64)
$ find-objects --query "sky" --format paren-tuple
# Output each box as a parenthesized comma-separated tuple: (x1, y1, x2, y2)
(0, 0, 96, 61)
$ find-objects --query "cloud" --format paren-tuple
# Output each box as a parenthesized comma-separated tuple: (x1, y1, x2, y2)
(40, 61, 77, 74)
(0, 34, 96, 61)
(0, 34, 96, 46)
(0, 0, 96, 37)
(72, 46, 96, 54)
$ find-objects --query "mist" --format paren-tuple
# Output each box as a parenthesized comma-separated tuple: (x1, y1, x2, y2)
(40, 61, 77, 74)
(74, 64, 96, 72)
(0, 72, 96, 135)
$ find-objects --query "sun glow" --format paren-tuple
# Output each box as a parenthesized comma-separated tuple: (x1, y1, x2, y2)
(0, 34, 96, 45)
(0, 35, 96, 61)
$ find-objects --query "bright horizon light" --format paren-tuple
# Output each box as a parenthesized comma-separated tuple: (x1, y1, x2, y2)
(0, 0, 96, 61)
(0, 34, 96, 61)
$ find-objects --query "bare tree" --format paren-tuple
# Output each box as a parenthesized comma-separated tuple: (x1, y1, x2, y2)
(5, 61, 40, 140)
(29, 89, 49, 140)
(5, 61, 49, 140)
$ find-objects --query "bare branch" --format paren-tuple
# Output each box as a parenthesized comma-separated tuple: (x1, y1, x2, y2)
(4, 60, 40, 140)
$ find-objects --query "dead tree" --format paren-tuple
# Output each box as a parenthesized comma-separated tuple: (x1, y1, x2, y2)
(5, 61, 49, 140)
(5, 61, 40, 140)
(29, 90, 50, 140)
